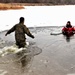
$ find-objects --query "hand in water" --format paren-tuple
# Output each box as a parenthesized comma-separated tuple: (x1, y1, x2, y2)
(5, 33, 7, 36)
(32, 35, 35, 39)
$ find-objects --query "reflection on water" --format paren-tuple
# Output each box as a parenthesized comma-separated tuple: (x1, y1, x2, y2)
(66, 37, 70, 42)
(63, 34, 74, 42)
(0, 42, 42, 75)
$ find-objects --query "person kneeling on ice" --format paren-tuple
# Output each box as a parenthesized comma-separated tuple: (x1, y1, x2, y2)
(62, 21, 75, 37)
(5, 17, 34, 48)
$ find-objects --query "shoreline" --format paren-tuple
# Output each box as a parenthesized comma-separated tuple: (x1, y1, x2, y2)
(0, 3, 74, 10)
(0, 3, 24, 10)
(0, 26, 63, 33)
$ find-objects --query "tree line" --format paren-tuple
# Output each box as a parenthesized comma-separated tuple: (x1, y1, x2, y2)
(0, 0, 75, 4)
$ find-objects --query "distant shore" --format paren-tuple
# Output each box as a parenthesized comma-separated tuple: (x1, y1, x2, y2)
(0, 3, 27, 10)
(0, 3, 49, 10)
(0, 3, 71, 10)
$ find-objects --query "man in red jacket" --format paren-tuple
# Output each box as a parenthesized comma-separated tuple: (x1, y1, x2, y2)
(62, 21, 75, 36)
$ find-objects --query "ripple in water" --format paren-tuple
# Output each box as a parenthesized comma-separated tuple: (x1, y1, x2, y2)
(0, 43, 42, 75)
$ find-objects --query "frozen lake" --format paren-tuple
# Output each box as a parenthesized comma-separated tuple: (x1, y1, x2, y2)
(0, 5, 75, 31)
(0, 5, 75, 75)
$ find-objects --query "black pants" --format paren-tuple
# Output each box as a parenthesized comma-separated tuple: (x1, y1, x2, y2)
(16, 41, 26, 48)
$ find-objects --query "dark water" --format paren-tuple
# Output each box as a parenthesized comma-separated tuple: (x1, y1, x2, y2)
(0, 41, 42, 75)
(0, 29, 42, 75)
(0, 26, 75, 75)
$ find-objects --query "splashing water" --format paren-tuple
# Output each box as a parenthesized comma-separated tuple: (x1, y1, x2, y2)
(0, 41, 42, 75)
(0, 42, 29, 57)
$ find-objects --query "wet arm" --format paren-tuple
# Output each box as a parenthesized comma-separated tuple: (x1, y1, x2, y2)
(62, 27, 66, 32)
(72, 27, 75, 33)
(24, 26, 34, 38)
(5, 25, 16, 36)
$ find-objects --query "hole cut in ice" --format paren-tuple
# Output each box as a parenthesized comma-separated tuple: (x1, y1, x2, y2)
(0, 42, 42, 64)
(0, 41, 42, 74)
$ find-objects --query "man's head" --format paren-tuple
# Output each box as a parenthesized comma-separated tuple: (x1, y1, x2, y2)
(66, 21, 72, 28)
(67, 21, 71, 25)
(19, 17, 24, 23)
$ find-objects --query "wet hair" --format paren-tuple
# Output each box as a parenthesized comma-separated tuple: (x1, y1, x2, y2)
(67, 21, 71, 24)
(66, 21, 72, 28)
(19, 17, 24, 23)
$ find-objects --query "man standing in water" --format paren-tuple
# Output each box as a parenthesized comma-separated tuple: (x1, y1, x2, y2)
(5, 17, 34, 48)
